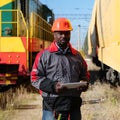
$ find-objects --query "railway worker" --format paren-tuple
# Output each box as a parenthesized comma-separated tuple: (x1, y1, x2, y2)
(31, 17, 90, 120)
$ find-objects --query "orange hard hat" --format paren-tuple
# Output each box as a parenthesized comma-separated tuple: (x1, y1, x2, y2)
(51, 18, 73, 32)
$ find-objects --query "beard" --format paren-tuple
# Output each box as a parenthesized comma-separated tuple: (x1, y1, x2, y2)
(57, 38, 70, 49)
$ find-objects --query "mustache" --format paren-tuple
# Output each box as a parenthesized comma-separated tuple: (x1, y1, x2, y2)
(60, 38, 70, 41)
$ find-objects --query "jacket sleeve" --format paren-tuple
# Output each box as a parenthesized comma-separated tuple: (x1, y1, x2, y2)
(78, 57, 90, 92)
(30, 51, 57, 94)
(80, 58, 90, 82)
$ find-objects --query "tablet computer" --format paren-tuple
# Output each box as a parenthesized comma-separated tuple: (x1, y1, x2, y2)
(61, 81, 87, 89)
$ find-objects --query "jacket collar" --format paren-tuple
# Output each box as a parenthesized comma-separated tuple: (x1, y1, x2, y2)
(48, 41, 77, 55)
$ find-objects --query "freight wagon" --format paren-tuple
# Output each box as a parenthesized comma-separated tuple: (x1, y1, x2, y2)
(87, 0, 120, 86)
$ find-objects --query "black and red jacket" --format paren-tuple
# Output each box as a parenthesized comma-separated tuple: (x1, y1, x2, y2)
(31, 41, 90, 97)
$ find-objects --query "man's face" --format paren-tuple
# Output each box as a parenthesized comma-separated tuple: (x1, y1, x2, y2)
(54, 31, 71, 49)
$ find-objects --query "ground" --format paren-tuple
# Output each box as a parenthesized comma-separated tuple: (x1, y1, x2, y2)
(1, 83, 120, 120)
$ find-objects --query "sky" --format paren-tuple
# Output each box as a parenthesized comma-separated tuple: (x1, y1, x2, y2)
(40, 0, 95, 49)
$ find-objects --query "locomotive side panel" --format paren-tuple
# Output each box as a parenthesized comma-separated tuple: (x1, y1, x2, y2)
(0, 0, 54, 89)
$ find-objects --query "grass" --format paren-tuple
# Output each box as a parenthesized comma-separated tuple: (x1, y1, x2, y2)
(81, 82, 120, 120)
(0, 85, 38, 109)
(0, 85, 41, 120)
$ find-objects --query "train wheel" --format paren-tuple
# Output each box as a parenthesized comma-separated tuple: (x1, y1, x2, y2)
(106, 68, 118, 87)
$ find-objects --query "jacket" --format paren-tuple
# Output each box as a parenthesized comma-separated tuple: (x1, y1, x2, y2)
(31, 41, 90, 111)
(31, 41, 89, 97)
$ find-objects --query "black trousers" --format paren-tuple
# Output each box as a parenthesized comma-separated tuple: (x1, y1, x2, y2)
(54, 97, 82, 120)
(43, 97, 82, 120)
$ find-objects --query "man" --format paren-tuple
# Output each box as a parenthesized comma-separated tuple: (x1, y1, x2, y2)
(31, 18, 90, 120)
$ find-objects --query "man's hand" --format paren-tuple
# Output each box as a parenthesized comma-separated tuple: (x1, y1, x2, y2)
(55, 82, 67, 93)
(77, 81, 89, 92)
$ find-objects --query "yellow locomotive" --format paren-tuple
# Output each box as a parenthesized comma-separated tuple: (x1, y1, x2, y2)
(0, 0, 54, 91)
(87, 0, 120, 86)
